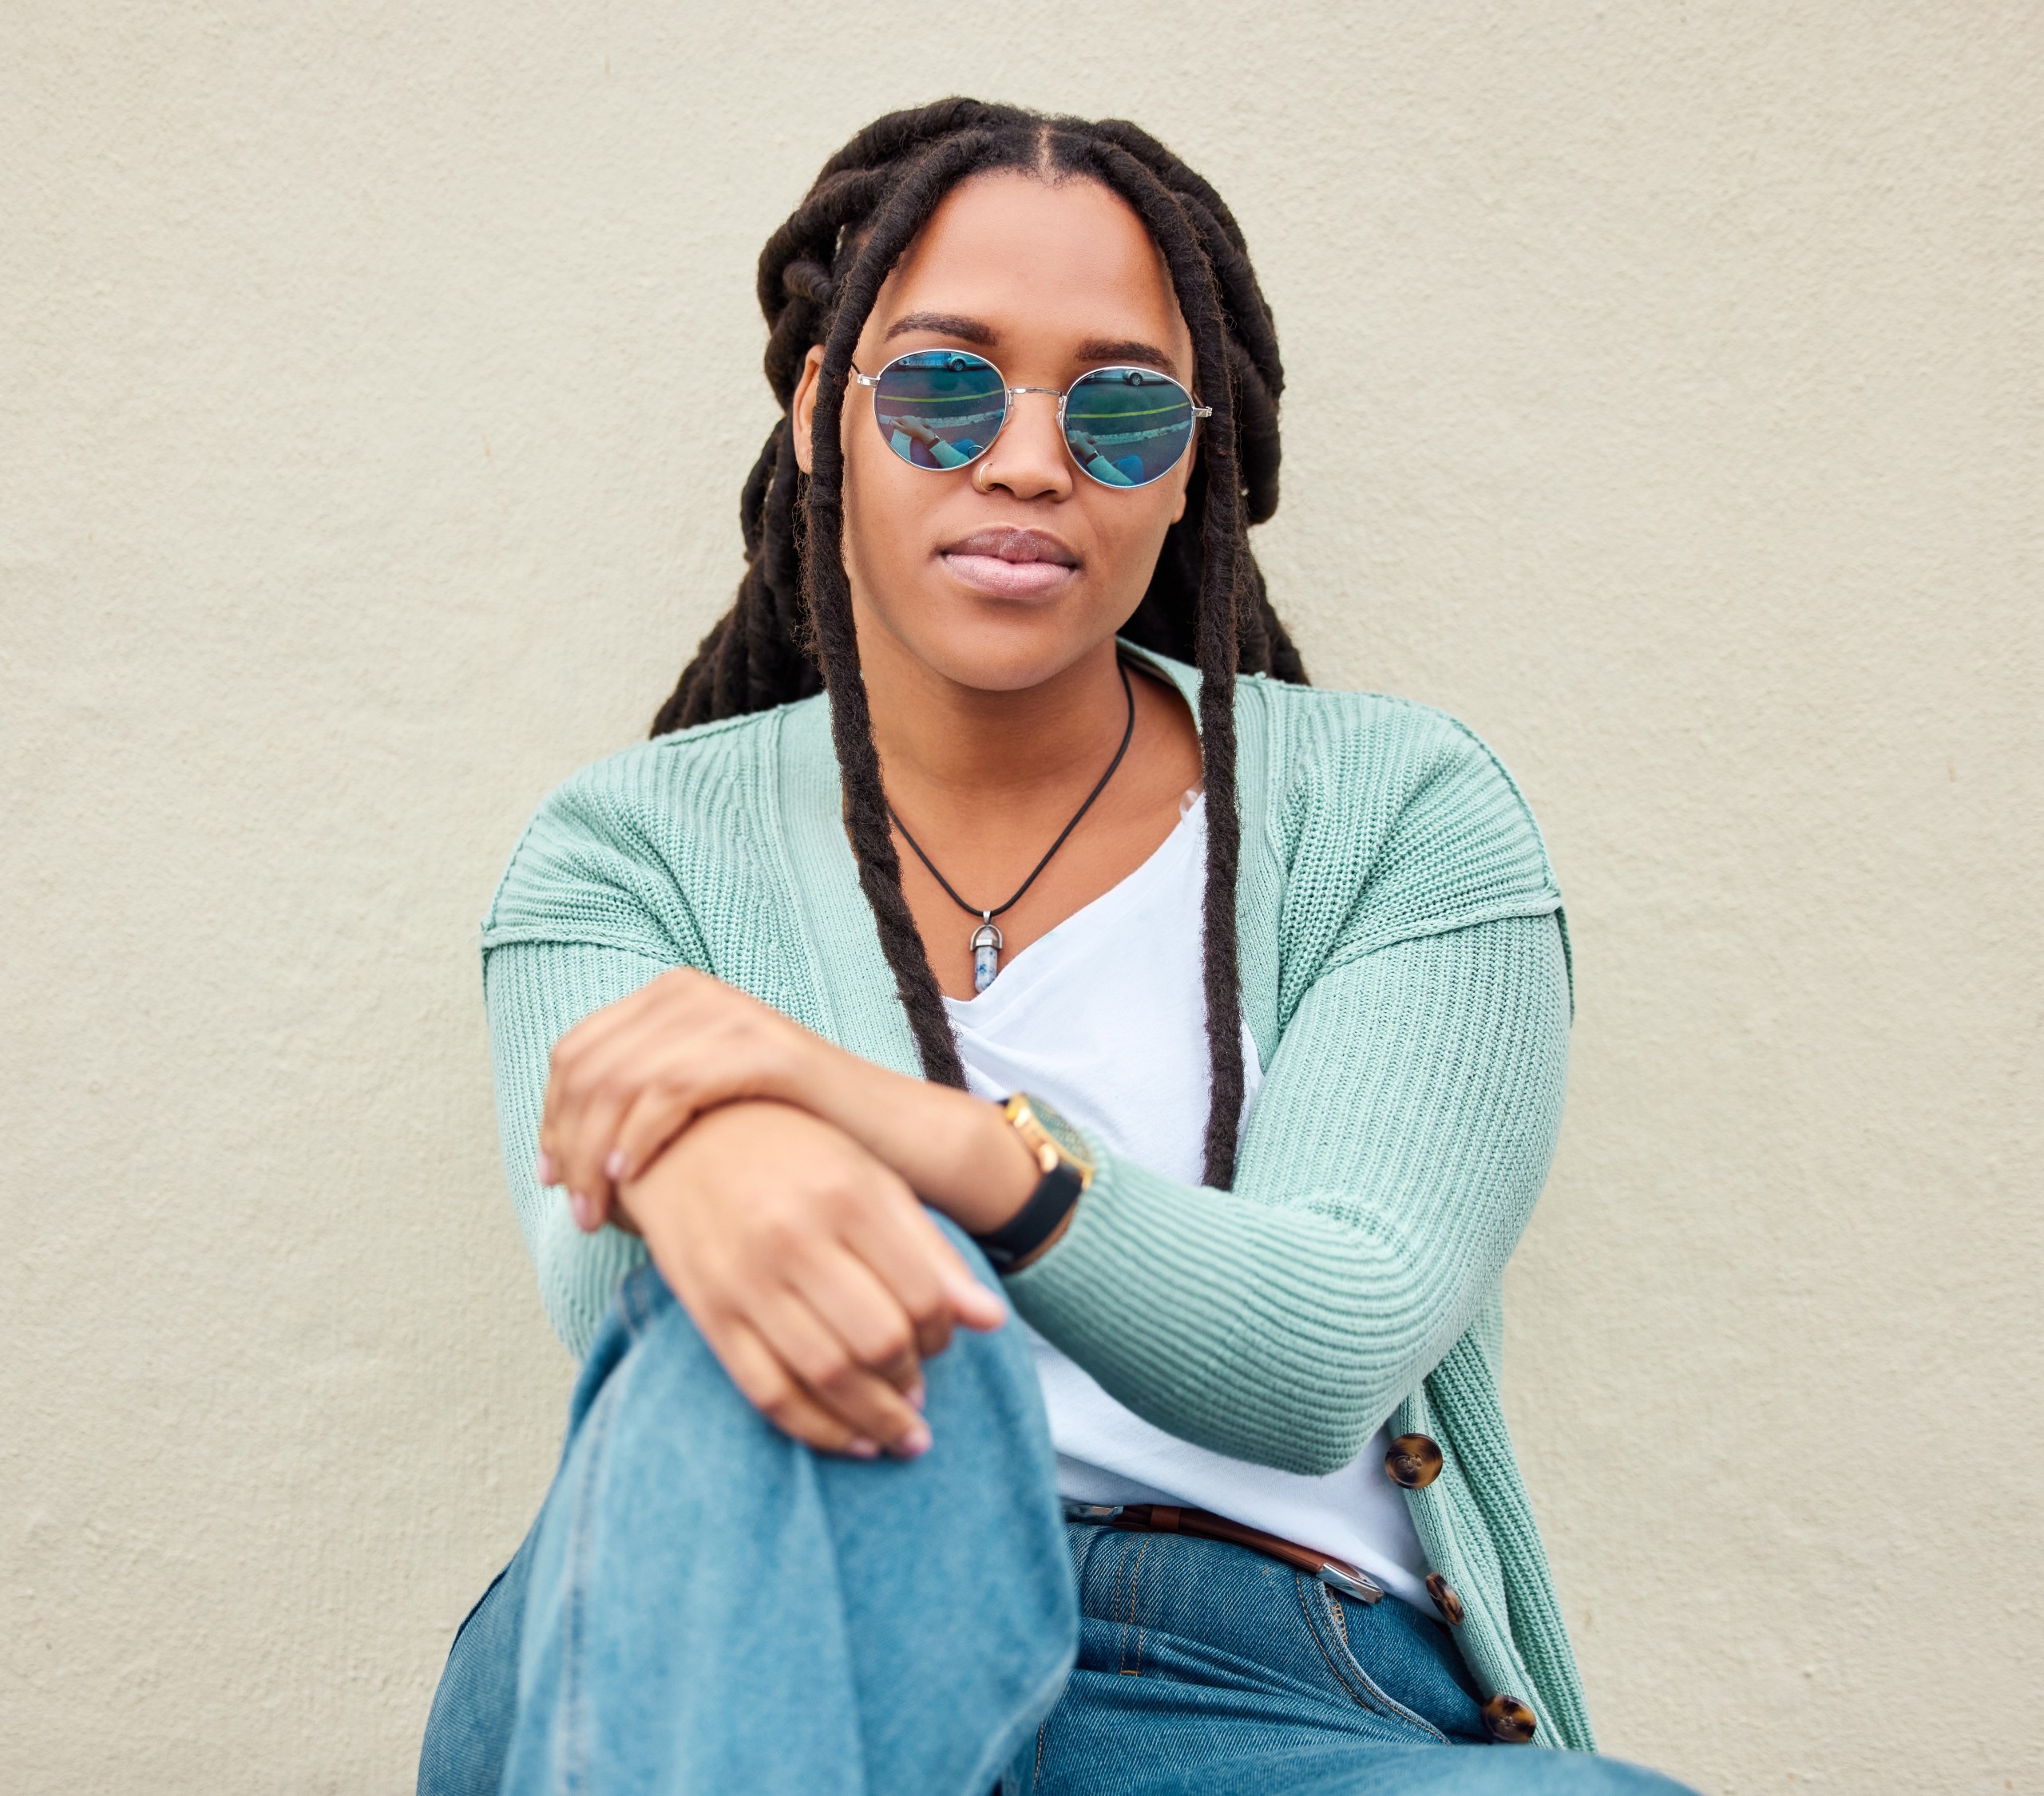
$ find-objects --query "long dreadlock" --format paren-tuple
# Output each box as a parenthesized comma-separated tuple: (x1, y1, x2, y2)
(651, 100, 1304, 1186)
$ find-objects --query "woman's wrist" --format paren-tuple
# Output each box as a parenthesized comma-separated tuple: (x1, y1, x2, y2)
(793, 1046, 1040, 1233)
(945, 1096, 1044, 1234)
(871, 1080, 1042, 1234)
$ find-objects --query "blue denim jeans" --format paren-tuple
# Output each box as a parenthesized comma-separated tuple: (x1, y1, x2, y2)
(421, 1258, 1693, 1795)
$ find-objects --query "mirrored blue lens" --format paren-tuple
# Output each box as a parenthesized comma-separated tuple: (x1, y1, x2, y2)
(871, 351, 1008, 469)
(1062, 367, 1197, 487)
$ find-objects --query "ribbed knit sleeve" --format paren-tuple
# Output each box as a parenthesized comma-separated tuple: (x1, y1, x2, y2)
(485, 940, 664, 1357)
(1005, 912, 1568, 1475)
(1001, 681, 1570, 1478)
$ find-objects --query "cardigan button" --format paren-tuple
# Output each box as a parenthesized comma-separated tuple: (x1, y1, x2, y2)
(1424, 1572, 1465, 1627)
(1481, 1695, 1539, 1743)
(1384, 1434, 1444, 1489)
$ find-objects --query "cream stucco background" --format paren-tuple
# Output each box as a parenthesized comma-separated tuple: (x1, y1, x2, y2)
(5, 5, 2039, 1791)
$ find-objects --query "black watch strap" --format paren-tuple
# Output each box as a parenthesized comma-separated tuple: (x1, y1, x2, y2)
(971, 1094, 1094, 1273)
(972, 1159, 1085, 1273)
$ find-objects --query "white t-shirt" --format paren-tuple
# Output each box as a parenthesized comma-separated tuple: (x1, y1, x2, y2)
(944, 796, 1432, 1611)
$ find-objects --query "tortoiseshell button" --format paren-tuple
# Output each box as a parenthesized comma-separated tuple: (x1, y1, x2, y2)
(1425, 1572, 1465, 1627)
(1384, 1434, 1444, 1489)
(1481, 1695, 1538, 1743)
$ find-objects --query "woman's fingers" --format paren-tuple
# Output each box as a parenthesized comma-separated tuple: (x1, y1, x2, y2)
(949, 1278, 1008, 1333)
(841, 1192, 1000, 1359)
(541, 971, 809, 1224)
(625, 1100, 1004, 1459)
(749, 1288, 930, 1456)
(538, 1003, 644, 1198)
(703, 1315, 879, 1458)
(539, 983, 660, 1153)
(917, 1219, 1011, 1334)
(834, 1185, 957, 1361)
(544, 1007, 696, 1217)
(608, 1080, 707, 1191)
(782, 1244, 928, 1402)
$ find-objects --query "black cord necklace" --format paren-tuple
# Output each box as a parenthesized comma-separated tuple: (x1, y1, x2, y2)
(889, 656, 1137, 994)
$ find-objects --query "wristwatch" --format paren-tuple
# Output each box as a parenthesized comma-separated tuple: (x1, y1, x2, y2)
(970, 1094, 1094, 1273)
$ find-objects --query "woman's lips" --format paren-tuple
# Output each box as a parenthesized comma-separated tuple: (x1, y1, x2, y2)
(937, 528, 1080, 599)
(940, 552, 1076, 597)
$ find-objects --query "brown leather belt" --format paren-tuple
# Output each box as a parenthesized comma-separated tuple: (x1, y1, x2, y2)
(1064, 1501, 1384, 1605)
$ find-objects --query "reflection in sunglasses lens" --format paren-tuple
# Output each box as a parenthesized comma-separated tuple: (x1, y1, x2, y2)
(1063, 367, 1196, 488)
(872, 352, 1008, 469)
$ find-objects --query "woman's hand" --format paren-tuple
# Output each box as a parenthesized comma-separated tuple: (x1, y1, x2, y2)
(621, 1098, 1008, 1458)
(538, 968, 825, 1227)
(537, 968, 1044, 1241)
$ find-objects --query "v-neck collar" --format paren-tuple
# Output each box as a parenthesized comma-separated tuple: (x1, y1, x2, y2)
(943, 793, 1206, 1023)
(773, 642, 1279, 1077)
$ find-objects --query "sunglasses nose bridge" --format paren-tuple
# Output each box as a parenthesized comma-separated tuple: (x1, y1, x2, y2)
(972, 385, 1078, 494)
(999, 384, 1068, 435)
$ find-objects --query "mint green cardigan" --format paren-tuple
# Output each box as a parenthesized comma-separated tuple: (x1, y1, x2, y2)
(480, 647, 1593, 1750)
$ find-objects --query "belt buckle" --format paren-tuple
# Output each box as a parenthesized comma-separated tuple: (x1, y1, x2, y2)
(1313, 1560, 1384, 1604)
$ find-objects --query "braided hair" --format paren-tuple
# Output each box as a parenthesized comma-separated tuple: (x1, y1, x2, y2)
(652, 101, 1304, 1187)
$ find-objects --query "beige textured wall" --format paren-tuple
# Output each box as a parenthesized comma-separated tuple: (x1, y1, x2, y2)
(5, 4, 2038, 1790)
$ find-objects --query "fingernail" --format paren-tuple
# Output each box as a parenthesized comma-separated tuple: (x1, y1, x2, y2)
(844, 1437, 880, 1460)
(895, 1421, 931, 1458)
(568, 1189, 592, 1230)
(604, 1149, 627, 1181)
(907, 1382, 926, 1411)
(535, 1151, 556, 1185)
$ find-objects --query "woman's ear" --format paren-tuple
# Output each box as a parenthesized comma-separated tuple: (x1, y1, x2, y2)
(789, 344, 827, 475)
(1169, 443, 1194, 524)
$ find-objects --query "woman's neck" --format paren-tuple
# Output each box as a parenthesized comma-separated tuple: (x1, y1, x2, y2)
(847, 602, 1205, 998)
(858, 626, 1134, 818)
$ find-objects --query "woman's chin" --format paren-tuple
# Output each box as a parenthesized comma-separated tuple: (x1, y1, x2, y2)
(903, 608, 1123, 696)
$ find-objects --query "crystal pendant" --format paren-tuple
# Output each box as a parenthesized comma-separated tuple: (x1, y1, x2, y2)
(970, 918, 1003, 994)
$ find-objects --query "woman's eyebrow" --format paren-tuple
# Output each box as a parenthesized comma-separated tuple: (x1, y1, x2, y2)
(879, 314, 1179, 378)
(883, 311, 996, 345)
(1075, 335, 1179, 374)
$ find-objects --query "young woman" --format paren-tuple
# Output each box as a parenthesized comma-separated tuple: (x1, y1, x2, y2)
(421, 100, 1694, 1796)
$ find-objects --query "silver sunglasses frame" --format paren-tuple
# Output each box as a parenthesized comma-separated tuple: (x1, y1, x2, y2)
(850, 350, 1212, 489)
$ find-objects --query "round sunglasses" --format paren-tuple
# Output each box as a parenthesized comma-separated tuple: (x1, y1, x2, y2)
(850, 349, 1211, 489)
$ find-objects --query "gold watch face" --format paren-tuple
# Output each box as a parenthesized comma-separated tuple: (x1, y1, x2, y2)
(1008, 1094, 1095, 1184)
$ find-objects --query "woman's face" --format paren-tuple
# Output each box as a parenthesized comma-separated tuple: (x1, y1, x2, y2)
(790, 170, 1198, 694)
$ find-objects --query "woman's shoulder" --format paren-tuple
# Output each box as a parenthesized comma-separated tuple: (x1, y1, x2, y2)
(480, 697, 815, 959)
(1133, 646, 1528, 799)
(564, 698, 796, 805)
(1239, 671, 1565, 965)
(1247, 674, 1541, 817)
(1258, 670, 1537, 789)
(1121, 646, 1558, 900)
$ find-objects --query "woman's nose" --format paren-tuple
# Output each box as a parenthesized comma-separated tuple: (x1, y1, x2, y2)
(971, 390, 1073, 502)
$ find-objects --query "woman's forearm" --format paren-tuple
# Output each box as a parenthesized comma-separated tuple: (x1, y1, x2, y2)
(530, 960, 1042, 1237)
(784, 1043, 1043, 1236)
